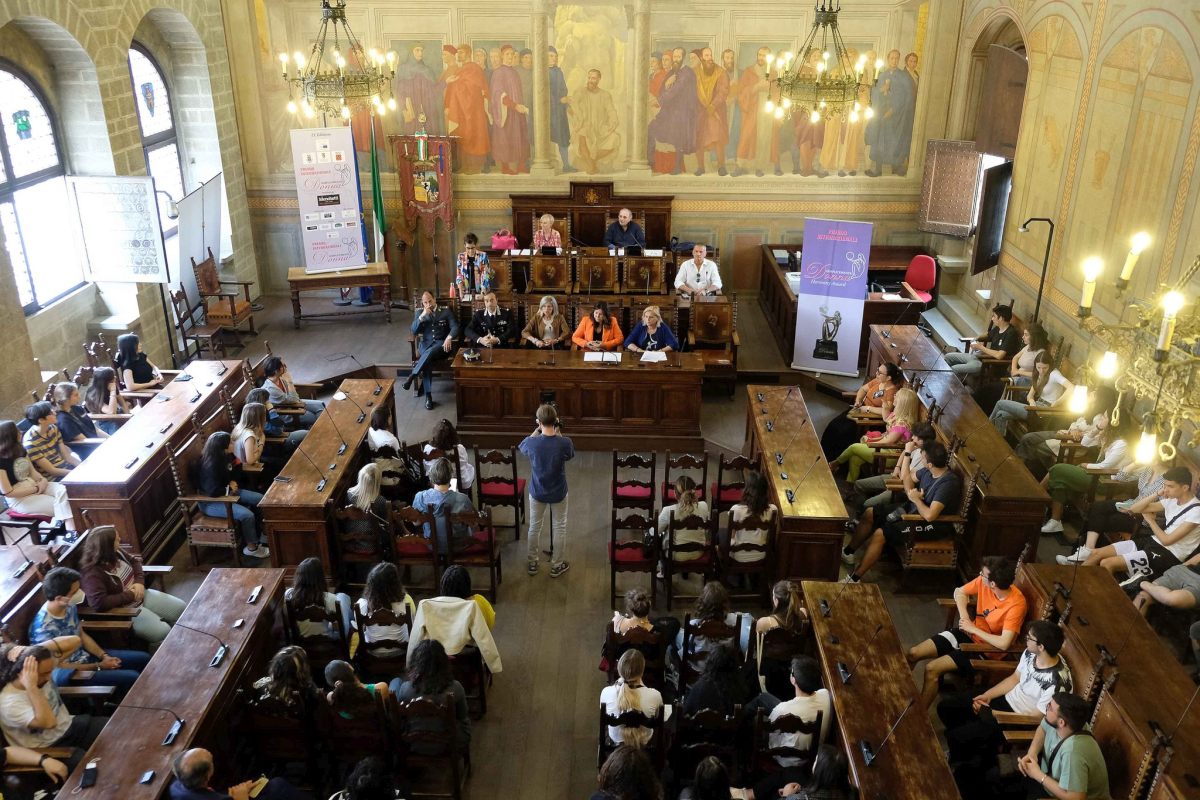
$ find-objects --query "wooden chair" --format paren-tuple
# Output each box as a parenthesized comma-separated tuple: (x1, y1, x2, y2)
(351, 602, 411, 682)
(444, 508, 502, 603)
(612, 451, 657, 514)
(420, 441, 463, 487)
(663, 513, 719, 611)
(332, 506, 391, 587)
(679, 612, 742, 696)
(602, 625, 668, 692)
(750, 707, 823, 778)
(688, 296, 740, 397)
(663, 451, 709, 504)
(192, 247, 257, 340)
(673, 707, 742, 787)
(169, 287, 227, 362)
(236, 691, 322, 788)
(285, 599, 350, 681)
(390, 505, 441, 596)
(609, 511, 657, 609)
(319, 688, 394, 772)
(894, 461, 977, 589)
(752, 623, 810, 699)
(394, 693, 471, 800)
(597, 704, 665, 770)
(721, 511, 776, 606)
(166, 433, 244, 566)
(449, 644, 490, 720)
(473, 446, 525, 541)
(710, 453, 760, 515)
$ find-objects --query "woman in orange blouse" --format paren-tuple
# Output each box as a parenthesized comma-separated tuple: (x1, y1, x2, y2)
(572, 301, 623, 351)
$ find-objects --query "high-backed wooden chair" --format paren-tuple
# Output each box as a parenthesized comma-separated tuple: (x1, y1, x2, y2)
(612, 451, 656, 515)
(664, 514, 719, 611)
(750, 707, 823, 779)
(721, 511, 776, 605)
(394, 693, 471, 800)
(688, 296, 739, 397)
(662, 451, 709, 504)
(192, 247, 256, 339)
(170, 287, 227, 362)
(285, 598, 350, 680)
(609, 511, 657, 609)
(710, 453, 760, 515)
(332, 506, 391, 586)
(673, 707, 742, 788)
(390, 505, 441, 595)
(444, 508, 501, 603)
(319, 690, 394, 773)
(351, 601, 411, 682)
(895, 460, 977, 589)
(753, 623, 810, 699)
(597, 704, 665, 771)
(601, 624, 668, 691)
(236, 691, 322, 787)
(473, 447, 525, 541)
(166, 433, 243, 566)
(679, 612, 742, 696)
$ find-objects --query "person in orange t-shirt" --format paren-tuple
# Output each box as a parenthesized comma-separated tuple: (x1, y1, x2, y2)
(907, 555, 1027, 709)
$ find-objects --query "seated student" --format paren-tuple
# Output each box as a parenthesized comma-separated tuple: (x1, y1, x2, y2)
(79, 525, 186, 651)
(324, 660, 389, 717)
(231, 401, 268, 473)
(438, 565, 495, 629)
(842, 440, 962, 583)
(0, 419, 76, 532)
(389, 639, 471, 754)
(52, 382, 108, 442)
(938, 620, 1071, 770)
(0, 643, 110, 769)
(285, 557, 352, 640)
(1040, 412, 1136, 535)
(351, 562, 417, 658)
(169, 746, 311, 800)
(115, 332, 163, 391)
(942, 303, 1021, 380)
(1058, 458, 1168, 565)
(465, 291, 516, 348)
(572, 301, 624, 351)
(907, 556, 1027, 709)
(851, 421, 935, 520)
(261, 355, 323, 428)
(829, 387, 918, 483)
(680, 756, 749, 800)
(251, 645, 320, 714)
(520, 295, 570, 350)
(365, 408, 404, 489)
(673, 244, 723, 296)
(599, 649, 663, 746)
(821, 362, 903, 461)
(594, 746, 662, 800)
(454, 232, 494, 296)
(624, 305, 680, 354)
(738, 744, 850, 800)
(1133, 562, 1200, 676)
(1081, 466, 1200, 589)
(989, 351, 1073, 436)
(973, 323, 1049, 416)
(343, 464, 390, 557)
(1015, 693, 1110, 800)
(197, 431, 269, 559)
(658, 475, 711, 578)
(676, 582, 751, 658)
(29, 566, 149, 694)
(0, 741, 69, 786)
(83, 367, 130, 435)
(682, 643, 748, 717)
(22, 402, 80, 478)
(725, 471, 778, 563)
(612, 588, 653, 636)
(744, 655, 833, 800)
(412, 458, 477, 554)
(754, 581, 808, 697)
(408, 592, 503, 674)
(330, 757, 400, 800)
(403, 290, 460, 410)
(423, 418, 475, 491)
(1014, 386, 1118, 480)
(246, 387, 306, 451)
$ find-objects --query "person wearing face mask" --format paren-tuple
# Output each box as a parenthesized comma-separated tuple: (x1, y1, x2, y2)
(28, 567, 149, 695)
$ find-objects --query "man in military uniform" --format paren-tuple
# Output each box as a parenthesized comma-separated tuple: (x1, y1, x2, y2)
(466, 291, 516, 348)
(404, 290, 460, 409)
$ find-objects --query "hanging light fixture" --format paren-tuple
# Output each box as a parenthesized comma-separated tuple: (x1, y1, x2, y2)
(280, 0, 396, 118)
(765, 0, 873, 123)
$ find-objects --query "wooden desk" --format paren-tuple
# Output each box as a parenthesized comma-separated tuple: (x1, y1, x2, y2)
(803, 580, 960, 800)
(452, 349, 703, 450)
(287, 262, 392, 328)
(510, 182, 674, 248)
(260, 378, 395, 573)
(62, 361, 244, 561)
(745, 385, 847, 581)
(59, 567, 285, 799)
(0, 541, 59, 620)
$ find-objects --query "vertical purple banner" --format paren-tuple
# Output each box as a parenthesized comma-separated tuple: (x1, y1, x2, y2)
(792, 218, 873, 377)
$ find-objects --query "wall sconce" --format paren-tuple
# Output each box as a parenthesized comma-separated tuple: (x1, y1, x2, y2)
(1117, 232, 1151, 292)
(1078, 257, 1103, 317)
(1135, 413, 1158, 464)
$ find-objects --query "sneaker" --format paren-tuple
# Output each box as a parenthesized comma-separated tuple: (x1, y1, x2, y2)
(841, 573, 860, 584)
(527, 558, 540, 576)
(1055, 547, 1091, 565)
(1118, 571, 1149, 591)
(841, 547, 858, 566)
(550, 561, 570, 578)
(244, 544, 270, 558)
(1040, 519, 1064, 534)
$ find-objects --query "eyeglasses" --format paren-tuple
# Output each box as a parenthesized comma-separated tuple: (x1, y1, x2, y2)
(1025, 634, 1040, 645)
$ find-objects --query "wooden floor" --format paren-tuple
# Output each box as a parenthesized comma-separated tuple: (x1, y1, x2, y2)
(156, 291, 1073, 798)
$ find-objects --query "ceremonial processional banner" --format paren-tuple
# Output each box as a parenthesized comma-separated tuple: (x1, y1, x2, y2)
(791, 218, 873, 378)
(290, 126, 366, 273)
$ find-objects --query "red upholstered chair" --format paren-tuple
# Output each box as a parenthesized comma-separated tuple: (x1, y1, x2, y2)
(710, 453, 761, 515)
(609, 511, 657, 609)
(474, 447, 525, 542)
(612, 451, 656, 514)
(902, 255, 936, 303)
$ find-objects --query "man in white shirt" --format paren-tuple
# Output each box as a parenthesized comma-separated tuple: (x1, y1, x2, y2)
(674, 244, 723, 296)
(745, 655, 832, 800)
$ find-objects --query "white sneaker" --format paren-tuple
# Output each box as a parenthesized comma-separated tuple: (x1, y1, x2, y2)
(841, 548, 858, 566)
(1055, 547, 1091, 565)
(1040, 519, 1064, 534)
(840, 574, 860, 584)
(243, 544, 271, 558)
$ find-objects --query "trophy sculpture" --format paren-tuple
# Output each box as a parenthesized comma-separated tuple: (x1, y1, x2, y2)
(813, 305, 842, 361)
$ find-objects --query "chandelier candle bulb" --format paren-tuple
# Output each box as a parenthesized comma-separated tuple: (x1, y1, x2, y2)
(1155, 291, 1185, 361)
(1135, 430, 1157, 464)
(1079, 257, 1103, 316)
(1098, 351, 1118, 379)
(1068, 384, 1089, 414)
(1118, 232, 1152, 290)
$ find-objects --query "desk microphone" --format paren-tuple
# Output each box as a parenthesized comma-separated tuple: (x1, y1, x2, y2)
(293, 447, 329, 492)
(334, 390, 367, 424)
(784, 453, 823, 503)
(7, 524, 42, 579)
(766, 387, 796, 432)
(119, 703, 186, 745)
(953, 416, 995, 458)
(189, 391, 202, 403)
(173, 621, 231, 667)
(321, 403, 348, 455)
(819, 575, 853, 624)
(214, 362, 228, 376)
(859, 697, 917, 766)
(775, 419, 810, 478)
(978, 451, 1018, 484)
(837, 623, 885, 684)
(346, 354, 383, 400)
(894, 328, 935, 364)
(881, 301, 920, 345)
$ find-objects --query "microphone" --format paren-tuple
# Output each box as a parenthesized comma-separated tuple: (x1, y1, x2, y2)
(173, 621, 231, 667)
(293, 447, 329, 492)
(334, 390, 367, 424)
(190, 390, 202, 403)
(214, 362, 228, 376)
(766, 386, 796, 432)
(954, 416, 995, 458)
(1149, 683, 1200, 750)
(784, 453, 824, 503)
(819, 576, 853, 625)
(119, 703, 186, 745)
(860, 697, 917, 766)
(7, 524, 42, 578)
(321, 403, 348, 455)
(978, 450, 1019, 484)
(881, 300, 920, 344)
(346, 355, 383, 400)
(837, 622, 885, 683)
(522, 260, 531, 294)
(775, 419, 810, 478)
(895, 327, 935, 364)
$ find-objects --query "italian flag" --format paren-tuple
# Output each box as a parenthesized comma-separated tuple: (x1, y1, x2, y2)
(370, 119, 386, 263)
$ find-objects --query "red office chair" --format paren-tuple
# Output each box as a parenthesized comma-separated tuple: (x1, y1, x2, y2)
(903, 255, 936, 303)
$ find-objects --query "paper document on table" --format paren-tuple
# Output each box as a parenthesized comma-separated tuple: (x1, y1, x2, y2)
(584, 352, 623, 363)
(640, 351, 668, 363)
(644, 248, 664, 257)
(881, 293, 904, 300)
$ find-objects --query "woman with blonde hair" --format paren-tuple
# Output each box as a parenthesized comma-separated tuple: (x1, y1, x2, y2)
(533, 213, 562, 250)
(599, 649, 663, 747)
(831, 387, 919, 482)
(342, 463, 389, 557)
(231, 402, 267, 469)
(624, 305, 680, 353)
(520, 295, 570, 349)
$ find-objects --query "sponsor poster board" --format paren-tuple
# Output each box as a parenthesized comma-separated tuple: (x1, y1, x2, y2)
(791, 218, 873, 378)
(290, 127, 366, 273)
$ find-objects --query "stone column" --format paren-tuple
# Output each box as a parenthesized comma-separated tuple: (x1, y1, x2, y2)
(530, 0, 554, 175)
(627, 0, 651, 174)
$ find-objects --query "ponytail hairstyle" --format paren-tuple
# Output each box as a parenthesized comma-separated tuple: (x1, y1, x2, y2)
(614, 649, 650, 747)
(324, 659, 371, 707)
(674, 475, 698, 518)
(348, 463, 381, 512)
(51, 382, 78, 411)
(771, 579, 806, 633)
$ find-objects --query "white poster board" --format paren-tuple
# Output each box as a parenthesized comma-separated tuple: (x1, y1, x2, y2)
(176, 174, 225, 305)
(66, 176, 169, 283)
(290, 127, 365, 273)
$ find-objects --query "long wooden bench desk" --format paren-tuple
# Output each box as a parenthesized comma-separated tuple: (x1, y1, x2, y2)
(260, 378, 395, 574)
(0, 533, 81, 620)
(62, 361, 244, 561)
(803, 580, 960, 800)
(452, 349, 703, 450)
(745, 385, 847, 580)
(58, 567, 285, 799)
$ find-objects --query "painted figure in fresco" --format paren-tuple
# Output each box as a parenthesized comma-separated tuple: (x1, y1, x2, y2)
(396, 44, 442, 135)
(866, 49, 917, 176)
(732, 46, 772, 177)
(518, 49, 535, 140)
(694, 47, 730, 176)
(647, 51, 672, 168)
(790, 50, 827, 177)
(567, 68, 619, 174)
(474, 47, 490, 82)
(548, 46, 575, 173)
(722, 49, 739, 164)
(489, 45, 530, 175)
(648, 46, 697, 175)
(442, 44, 491, 174)
(769, 49, 795, 176)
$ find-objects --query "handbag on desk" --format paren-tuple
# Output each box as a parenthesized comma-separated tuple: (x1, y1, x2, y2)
(491, 229, 518, 250)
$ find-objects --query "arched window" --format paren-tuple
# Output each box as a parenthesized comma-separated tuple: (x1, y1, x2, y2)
(0, 63, 80, 314)
(128, 44, 184, 234)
